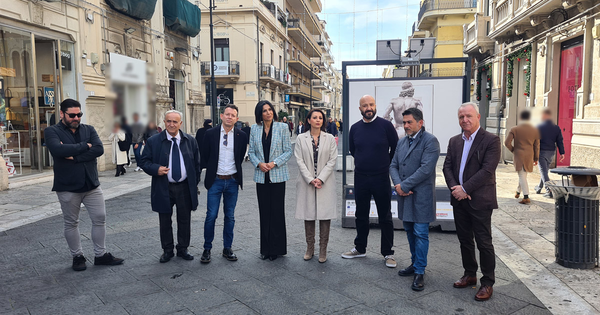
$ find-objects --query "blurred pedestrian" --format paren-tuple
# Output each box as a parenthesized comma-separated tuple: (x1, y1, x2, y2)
(195, 119, 212, 161)
(242, 121, 251, 161)
(505, 110, 540, 205)
(535, 109, 565, 198)
(108, 121, 128, 177)
(248, 100, 293, 261)
(326, 117, 338, 136)
(120, 117, 133, 168)
(295, 109, 337, 263)
(131, 113, 145, 172)
(144, 121, 159, 142)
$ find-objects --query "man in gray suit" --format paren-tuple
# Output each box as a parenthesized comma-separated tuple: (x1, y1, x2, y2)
(389, 107, 440, 291)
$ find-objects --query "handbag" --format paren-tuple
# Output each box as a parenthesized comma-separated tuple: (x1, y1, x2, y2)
(118, 140, 129, 152)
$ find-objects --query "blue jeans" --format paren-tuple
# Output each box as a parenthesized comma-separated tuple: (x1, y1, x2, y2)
(403, 221, 429, 274)
(537, 150, 555, 192)
(204, 178, 239, 250)
(133, 142, 143, 166)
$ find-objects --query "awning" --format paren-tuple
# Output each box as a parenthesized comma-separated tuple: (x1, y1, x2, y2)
(163, 0, 201, 37)
(105, 0, 157, 21)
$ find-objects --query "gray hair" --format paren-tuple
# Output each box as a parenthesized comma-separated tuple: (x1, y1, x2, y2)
(458, 102, 479, 115)
(164, 110, 183, 120)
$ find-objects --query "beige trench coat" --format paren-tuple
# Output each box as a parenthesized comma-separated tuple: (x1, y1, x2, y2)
(294, 131, 338, 220)
(505, 123, 540, 172)
(108, 130, 128, 165)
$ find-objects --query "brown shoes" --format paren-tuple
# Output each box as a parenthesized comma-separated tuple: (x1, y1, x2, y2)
(475, 285, 493, 301)
(514, 192, 520, 199)
(453, 275, 477, 288)
(519, 198, 531, 205)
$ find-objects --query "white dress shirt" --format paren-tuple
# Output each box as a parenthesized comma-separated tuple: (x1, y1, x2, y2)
(459, 127, 480, 186)
(217, 126, 236, 175)
(166, 131, 188, 183)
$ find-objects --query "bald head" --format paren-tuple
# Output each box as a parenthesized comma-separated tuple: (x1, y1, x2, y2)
(359, 95, 377, 121)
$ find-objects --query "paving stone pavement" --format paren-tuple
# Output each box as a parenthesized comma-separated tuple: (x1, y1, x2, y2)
(0, 151, 550, 315)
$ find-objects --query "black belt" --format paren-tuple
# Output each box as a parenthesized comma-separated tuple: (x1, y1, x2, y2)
(217, 174, 236, 180)
(169, 179, 188, 185)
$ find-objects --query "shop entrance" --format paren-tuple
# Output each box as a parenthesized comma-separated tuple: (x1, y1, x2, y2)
(557, 37, 583, 167)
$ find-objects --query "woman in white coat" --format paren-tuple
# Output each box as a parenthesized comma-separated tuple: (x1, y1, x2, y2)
(294, 109, 338, 263)
(108, 121, 128, 177)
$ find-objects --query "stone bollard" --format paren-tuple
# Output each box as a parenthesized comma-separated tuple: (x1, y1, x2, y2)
(0, 154, 8, 191)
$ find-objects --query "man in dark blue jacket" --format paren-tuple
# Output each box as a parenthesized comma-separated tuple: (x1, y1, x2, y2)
(199, 105, 248, 263)
(45, 99, 124, 271)
(140, 110, 201, 263)
(535, 109, 565, 197)
(326, 117, 338, 136)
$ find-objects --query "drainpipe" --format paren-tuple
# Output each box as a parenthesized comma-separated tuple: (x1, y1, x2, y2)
(257, 15, 261, 99)
(530, 43, 537, 107)
(581, 18, 594, 118)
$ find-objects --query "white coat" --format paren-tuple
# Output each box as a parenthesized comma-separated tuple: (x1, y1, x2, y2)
(108, 130, 128, 165)
(294, 131, 338, 220)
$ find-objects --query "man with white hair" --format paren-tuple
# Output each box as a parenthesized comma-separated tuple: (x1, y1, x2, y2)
(442, 102, 501, 301)
(140, 110, 202, 263)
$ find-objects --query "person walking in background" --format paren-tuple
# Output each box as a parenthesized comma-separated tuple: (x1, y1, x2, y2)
(144, 121, 160, 143)
(120, 117, 133, 168)
(45, 99, 124, 271)
(342, 95, 398, 269)
(390, 108, 440, 291)
(140, 110, 201, 263)
(326, 117, 338, 137)
(505, 110, 540, 205)
(195, 119, 212, 159)
(248, 100, 293, 261)
(242, 122, 251, 162)
(131, 113, 145, 172)
(443, 102, 500, 301)
(338, 120, 343, 134)
(535, 109, 565, 198)
(282, 116, 293, 137)
(108, 121, 128, 177)
(296, 121, 304, 135)
(295, 109, 338, 263)
(199, 105, 248, 264)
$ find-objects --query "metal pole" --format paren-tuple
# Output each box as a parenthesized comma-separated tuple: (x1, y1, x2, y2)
(310, 74, 313, 110)
(209, 0, 217, 122)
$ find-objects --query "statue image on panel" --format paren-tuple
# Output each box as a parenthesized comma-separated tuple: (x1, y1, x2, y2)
(378, 81, 433, 137)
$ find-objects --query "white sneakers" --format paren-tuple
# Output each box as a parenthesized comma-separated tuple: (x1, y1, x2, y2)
(134, 167, 141, 172)
(341, 248, 397, 268)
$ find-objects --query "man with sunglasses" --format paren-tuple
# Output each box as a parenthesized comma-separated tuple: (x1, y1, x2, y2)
(140, 110, 201, 263)
(45, 99, 124, 271)
(199, 104, 248, 263)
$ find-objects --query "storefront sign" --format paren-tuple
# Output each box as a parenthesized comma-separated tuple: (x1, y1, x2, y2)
(43, 87, 55, 107)
(0, 67, 16, 77)
(109, 53, 147, 85)
(285, 94, 290, 103)
(61, 50, 72, 71)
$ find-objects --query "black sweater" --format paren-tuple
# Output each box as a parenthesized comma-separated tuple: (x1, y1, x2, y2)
(349, 117, 398, 175)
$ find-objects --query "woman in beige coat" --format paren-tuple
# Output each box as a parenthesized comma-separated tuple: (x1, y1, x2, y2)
(108, 121, 128, 177)
(295, 109, 338, 263)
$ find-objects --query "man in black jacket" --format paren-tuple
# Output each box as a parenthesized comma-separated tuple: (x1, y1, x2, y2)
(195, 119, 212, 159)
(45, 99, 124, 271)
(200, 105, 248, 263)
(535, 109, 565, 197)
(140, 110, 201, 263)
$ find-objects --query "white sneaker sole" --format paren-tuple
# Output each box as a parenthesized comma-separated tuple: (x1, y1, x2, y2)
(386, 263, 397, 268)
(341, 253, 366, 259)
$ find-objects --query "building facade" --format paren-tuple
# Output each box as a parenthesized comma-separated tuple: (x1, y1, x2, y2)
(464, 0, 600, 168)
(0, 0, 205, 176)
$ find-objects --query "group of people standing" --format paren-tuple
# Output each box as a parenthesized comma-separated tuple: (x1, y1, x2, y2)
(46, 94, 520, 303)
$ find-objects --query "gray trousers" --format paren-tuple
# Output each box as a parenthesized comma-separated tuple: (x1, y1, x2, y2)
(56, 187, 106, 257)
(537, 150, 555, 192)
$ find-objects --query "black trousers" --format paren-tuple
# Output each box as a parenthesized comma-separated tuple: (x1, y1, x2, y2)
(353, 172, 394, 256)
(453, 200, 495, 286)
(158, 180, 192, 252)
(256, 182, 287, 256)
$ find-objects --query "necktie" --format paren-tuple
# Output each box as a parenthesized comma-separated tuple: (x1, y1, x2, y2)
(409, 137, 414, 147)
(171, 138, 181, 182)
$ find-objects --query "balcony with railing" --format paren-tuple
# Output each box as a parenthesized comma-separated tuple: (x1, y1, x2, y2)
(489, 0, 559, 38)
(201, 61, 240, 83)
(288, 83, 322, 101)
(287, 51, 319, 78)
(260, 64, 291, 87)
(418, 0, 477, 29)
(287, 18, 322, 58)
(463, 14, 494, 55)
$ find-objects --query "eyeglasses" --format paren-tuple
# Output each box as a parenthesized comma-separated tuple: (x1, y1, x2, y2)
(223, 134, 228, 146)
(65, 112, 83, 118)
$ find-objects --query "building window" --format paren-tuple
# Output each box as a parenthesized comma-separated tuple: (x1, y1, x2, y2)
(260, 42, 264, 65)
(270, 49, 274, 65)
(271, 91, 275, 101)
(214, 39, 230, 61)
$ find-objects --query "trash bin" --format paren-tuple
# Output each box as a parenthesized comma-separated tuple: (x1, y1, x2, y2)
(547, 167, 600, 269)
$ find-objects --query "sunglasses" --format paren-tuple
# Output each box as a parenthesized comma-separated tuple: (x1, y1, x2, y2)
(223, 134, 228, 146)
(65, 112, 83, 118)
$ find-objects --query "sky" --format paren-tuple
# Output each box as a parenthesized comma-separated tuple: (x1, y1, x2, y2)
(317, 0, 421, 78)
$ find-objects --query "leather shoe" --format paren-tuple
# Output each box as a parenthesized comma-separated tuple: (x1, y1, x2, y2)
(223, 248, 238, 261)
(398, 264, 415, 277)
(177, 249, 194, 261)
(519, 198, 531, 205)
(269, 255, 278, 261)
(411, 274, 425, 291)
(259, 254, 269, 260)
(514, 192, 520, 199)
(475, 285, 493, 301)
(200, 250, 211, 264)
(453, 275, 477, 288)
(159, 251, 174, 263)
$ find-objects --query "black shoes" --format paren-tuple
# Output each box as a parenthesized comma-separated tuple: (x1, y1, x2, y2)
(223, 248, 238, 261)
(177, 249, 194, 261)
(200, 249, 211, 264)
(259, 254, 269, 260)
(412, 274, 425, 291)
(398, 264, 415, 277)
(72, 255, 87, 271)
(269, 255, 278, 261)
(160, 251, 175, 263)
(94, 253, 125, 266)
